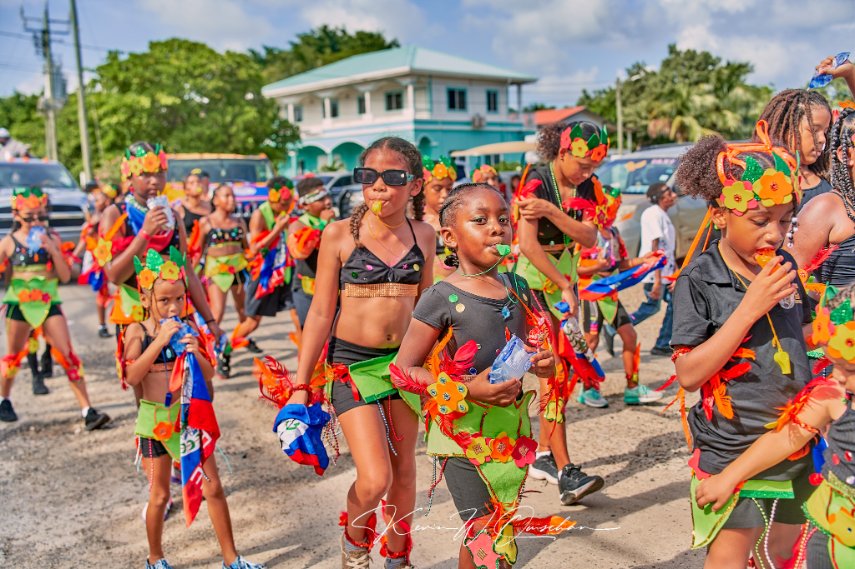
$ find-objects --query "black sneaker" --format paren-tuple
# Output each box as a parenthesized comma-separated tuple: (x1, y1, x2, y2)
(246, 338, 263, 354)
(217, 352, 231, 379)
(529, 452, 559, 485)
(84, 408, 111, 431)
(32, 373, 49, 395)
(559, 463, 604, 505)
(40, 350, 53, 378)
(98, 325, 111, 339)
(0, 399, 18, 422)
(650, 346, 671, 357)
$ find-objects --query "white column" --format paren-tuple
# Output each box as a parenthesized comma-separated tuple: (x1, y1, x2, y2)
(407, 83, 415, 115)
(287, 103, 295, 123)
(323, 97, 331, 121)
(364, 91, 372, 118)
(516, 84, 522, 114)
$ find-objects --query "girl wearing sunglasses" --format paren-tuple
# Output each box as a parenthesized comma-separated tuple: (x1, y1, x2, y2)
(0, 187, 111, 429)
(285, 137, 435, 568)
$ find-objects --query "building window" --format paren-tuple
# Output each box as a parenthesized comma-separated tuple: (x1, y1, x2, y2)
(357, 94, 366, 115)
(447, 88, 467, 111)
(322, 99, 339, 119)
(293, 105, 303, 123)
(385, 91, 403, 111)
(486, 89, 499, 113)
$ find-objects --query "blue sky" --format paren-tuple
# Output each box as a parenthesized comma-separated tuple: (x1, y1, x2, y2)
(1, 0, 854, 107)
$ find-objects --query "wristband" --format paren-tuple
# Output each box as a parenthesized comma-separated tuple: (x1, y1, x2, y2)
(138, 230, 152, 241)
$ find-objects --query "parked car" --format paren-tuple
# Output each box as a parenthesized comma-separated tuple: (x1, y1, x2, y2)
(336, 183, 364, 220)
(597, 144, 708, 258)
(0, 159, 88, 244)
(166, 153, 275, 220)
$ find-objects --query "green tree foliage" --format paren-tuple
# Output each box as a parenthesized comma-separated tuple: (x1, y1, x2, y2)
(251, 25, 399, 84)
(578, 45, 773, 146)
(0, 93, 46, 158)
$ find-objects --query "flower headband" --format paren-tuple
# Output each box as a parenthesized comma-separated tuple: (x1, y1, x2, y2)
(592, 180, 622, 229)
(11, 186, 48, 210)
(470, 164, 497, 184)
(423, 156, 458, 182)
(268, 179, 294, 203)
(812, 285, 855, 363)
(559, 123, 609, 162)
(716, 120, 801, 215)
(133, 246, 186, 290)
(99, 184, 118, 200)
(121, 143, 168, 180)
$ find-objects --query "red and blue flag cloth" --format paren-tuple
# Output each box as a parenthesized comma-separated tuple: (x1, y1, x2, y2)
(248, 231, 292, 300)
(580, 251, 666, 302)
(273, 403, 331, 475)
(170, 350, 220, 526)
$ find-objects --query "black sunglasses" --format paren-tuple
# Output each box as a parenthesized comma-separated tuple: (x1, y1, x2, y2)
(353, 168, 415, 186)
(18, 213, 48, 222)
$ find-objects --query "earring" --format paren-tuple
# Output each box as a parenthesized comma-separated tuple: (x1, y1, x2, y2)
(787, 216, 798, 248)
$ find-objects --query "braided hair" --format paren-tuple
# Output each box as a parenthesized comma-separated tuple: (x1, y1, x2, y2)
(438, 183, 505, 267)
(759, 89, 832, 177)
(350, 137, 424, 246)
(829, 107, 855, 222)
(537, 120, 603, 161)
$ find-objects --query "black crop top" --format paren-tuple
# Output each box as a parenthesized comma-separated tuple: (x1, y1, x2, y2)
(183, 207, 205, 234)
(527, 166, 596, 247)
(10, 234, 50, 267)
(140, 326, 178, 364)
(207, 225, 244, 247)
(340, 219, 425, 286)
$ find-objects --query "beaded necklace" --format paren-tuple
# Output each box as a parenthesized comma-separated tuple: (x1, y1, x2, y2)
(548, 162, 575, 248)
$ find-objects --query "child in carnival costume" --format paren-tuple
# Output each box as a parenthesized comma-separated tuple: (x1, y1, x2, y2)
(76, 181, 118, 338)
(576, 185, 664, 408)
(122, 246, 265, 569)
(0, 187, 111, 428)
(97, 142, 224, 396)
(287, 175, 335, 335)
(513, 121, 608, 505)
(696, 281, 855, 569)
(669, 121, 813, 568)
(231, 176, 297, 364)
(197, 184, 250, 329)
(395, 183, 573, 568)
(422, 155, 458, 282)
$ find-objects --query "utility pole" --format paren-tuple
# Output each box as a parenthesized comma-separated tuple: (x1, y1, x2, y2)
(615, 77, 623, 155)
(22, 3, 69, 162)
(70, 0, 92, 181)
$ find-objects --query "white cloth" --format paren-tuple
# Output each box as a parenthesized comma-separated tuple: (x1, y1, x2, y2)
(639, 205, 675, 283)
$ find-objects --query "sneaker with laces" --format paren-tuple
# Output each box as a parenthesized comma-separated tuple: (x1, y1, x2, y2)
(650, 346, 671, 357)
(246, 338, 263, 354)
(578, 387, 608, 408)
(341, 532, 371, 569)
(146, 559, 175, 569)
(223, 555, 266, 569)
(32, 373, 49, 395)
(84, 407, 111, 431)
(98, 325, 112, 338)
(529, 452, 559, 485)
(0, 399, 18, 422)
(624, 384, 664, 405)
(559, 463, 604, 505)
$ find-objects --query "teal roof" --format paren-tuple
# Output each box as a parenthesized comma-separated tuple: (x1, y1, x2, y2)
(262, 46, 536, 96)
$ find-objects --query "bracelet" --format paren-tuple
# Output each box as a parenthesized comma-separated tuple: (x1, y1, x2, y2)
(138, 230, 151, 241)
(205, 318, 215, 324)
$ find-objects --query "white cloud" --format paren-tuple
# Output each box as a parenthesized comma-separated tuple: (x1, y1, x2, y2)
(525, 68, 603, 107)
(297, 0, 427, 42)
(139, 0, 274, 51)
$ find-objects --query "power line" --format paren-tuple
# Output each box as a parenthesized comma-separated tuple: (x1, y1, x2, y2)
(0, 28, 123, 53)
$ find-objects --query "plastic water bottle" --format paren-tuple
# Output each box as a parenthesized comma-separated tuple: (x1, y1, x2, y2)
(26, 226, 47, 254)
(162, 316, 196, 356)
(147, 195, 175, 230)
(809, 52, 850, 88)
(488, 335, 532, 384)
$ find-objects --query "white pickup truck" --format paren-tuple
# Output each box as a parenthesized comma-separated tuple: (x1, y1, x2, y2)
(0, 159, 89, 244)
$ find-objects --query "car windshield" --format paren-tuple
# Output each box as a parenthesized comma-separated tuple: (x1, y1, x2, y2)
(167, 158, 274, 184)
(0, 163, 77, 189)
(596, 157, 678, 194)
